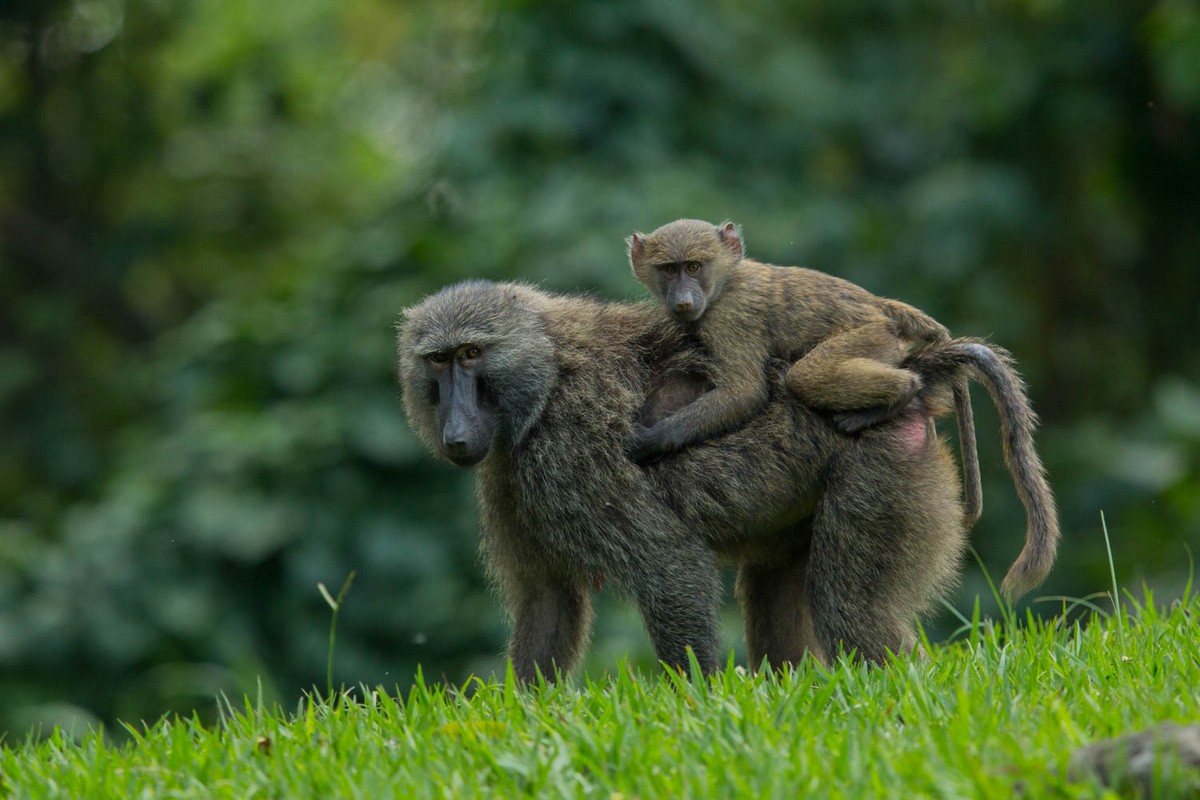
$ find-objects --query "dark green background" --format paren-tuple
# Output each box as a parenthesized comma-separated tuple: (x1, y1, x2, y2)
(2, 0, 1198, 735)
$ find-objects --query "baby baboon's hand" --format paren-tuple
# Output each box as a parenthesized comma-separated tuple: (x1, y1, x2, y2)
(627, 423, 671, 464)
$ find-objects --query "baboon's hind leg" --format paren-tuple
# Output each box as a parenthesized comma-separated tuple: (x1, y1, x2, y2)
(736, 541, 826, 669)
(805, 536, 920, 664)
(806, 432, 966, 663)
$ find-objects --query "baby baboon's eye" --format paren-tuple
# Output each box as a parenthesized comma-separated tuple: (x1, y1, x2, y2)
(661, 263, 679, 275)
(686, 261, 701, 273)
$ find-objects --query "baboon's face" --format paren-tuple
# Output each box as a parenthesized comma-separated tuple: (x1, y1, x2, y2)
(420, 342, 496, 467)
(628, 219, 743, 323)
(400, 281, 556, 467)
(650, 259, 712, 322)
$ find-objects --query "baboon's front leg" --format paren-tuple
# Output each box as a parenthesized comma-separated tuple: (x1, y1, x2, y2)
(507, 577, 594, 682)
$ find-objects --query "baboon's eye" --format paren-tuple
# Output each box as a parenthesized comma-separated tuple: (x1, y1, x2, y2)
(661, 263, 679, 276)
(428, 351, 449, 364)
(463, 345, 482, 360)
(686, 261, 701, 273)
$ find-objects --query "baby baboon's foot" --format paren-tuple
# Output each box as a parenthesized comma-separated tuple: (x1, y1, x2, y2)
(833, 405, 894, 434)
(833, 372, 924, 434)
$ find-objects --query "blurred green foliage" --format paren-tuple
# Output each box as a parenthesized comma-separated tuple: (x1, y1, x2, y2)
(1, 0, 1197, 735)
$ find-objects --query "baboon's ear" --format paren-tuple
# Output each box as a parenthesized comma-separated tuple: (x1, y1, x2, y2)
(716, 221, 744, 259)
(627, 233, 646, 264)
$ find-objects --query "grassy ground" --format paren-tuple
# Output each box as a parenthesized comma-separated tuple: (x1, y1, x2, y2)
(3, 589, 1198, 799)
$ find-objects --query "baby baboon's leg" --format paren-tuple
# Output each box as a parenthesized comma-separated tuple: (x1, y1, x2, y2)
(805, 428, 966, 663)
(507, 577, 595, 682)
(736, 541, 826, 669)
(785, 321, 921, 414)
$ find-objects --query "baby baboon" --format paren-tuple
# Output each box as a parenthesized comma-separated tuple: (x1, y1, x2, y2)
(397, 280, 1057, 677)
(628, 218, 982, 522)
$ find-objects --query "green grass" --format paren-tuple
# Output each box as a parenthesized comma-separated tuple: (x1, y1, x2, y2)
(3, 590, 1199, 799)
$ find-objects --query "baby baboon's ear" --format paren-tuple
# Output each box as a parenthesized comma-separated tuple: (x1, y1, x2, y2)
(716, 221, 744, 259)
(627, 233, 646, 260)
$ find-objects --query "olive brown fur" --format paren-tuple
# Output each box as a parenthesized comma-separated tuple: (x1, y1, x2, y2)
(628, 218, 982, 525)
(397, 280, 1056, 678)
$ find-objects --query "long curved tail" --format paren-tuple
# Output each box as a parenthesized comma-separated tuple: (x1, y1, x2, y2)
(906, 338, 1059, 601)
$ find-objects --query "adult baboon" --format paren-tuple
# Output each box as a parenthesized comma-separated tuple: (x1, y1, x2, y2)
(397, 280, 1055, 677)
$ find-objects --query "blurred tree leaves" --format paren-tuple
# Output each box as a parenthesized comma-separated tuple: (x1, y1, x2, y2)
(0, 0, 494, 733)
(1, 0, 1198, 733)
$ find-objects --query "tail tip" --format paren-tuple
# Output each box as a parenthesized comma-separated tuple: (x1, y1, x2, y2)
(1000, 562, 1052, 604)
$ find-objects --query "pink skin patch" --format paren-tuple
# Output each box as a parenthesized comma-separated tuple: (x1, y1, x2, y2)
(898, 415, 929, 452)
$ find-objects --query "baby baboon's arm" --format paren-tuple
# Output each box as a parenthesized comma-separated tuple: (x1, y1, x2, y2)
(628, 333, 770, 462)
